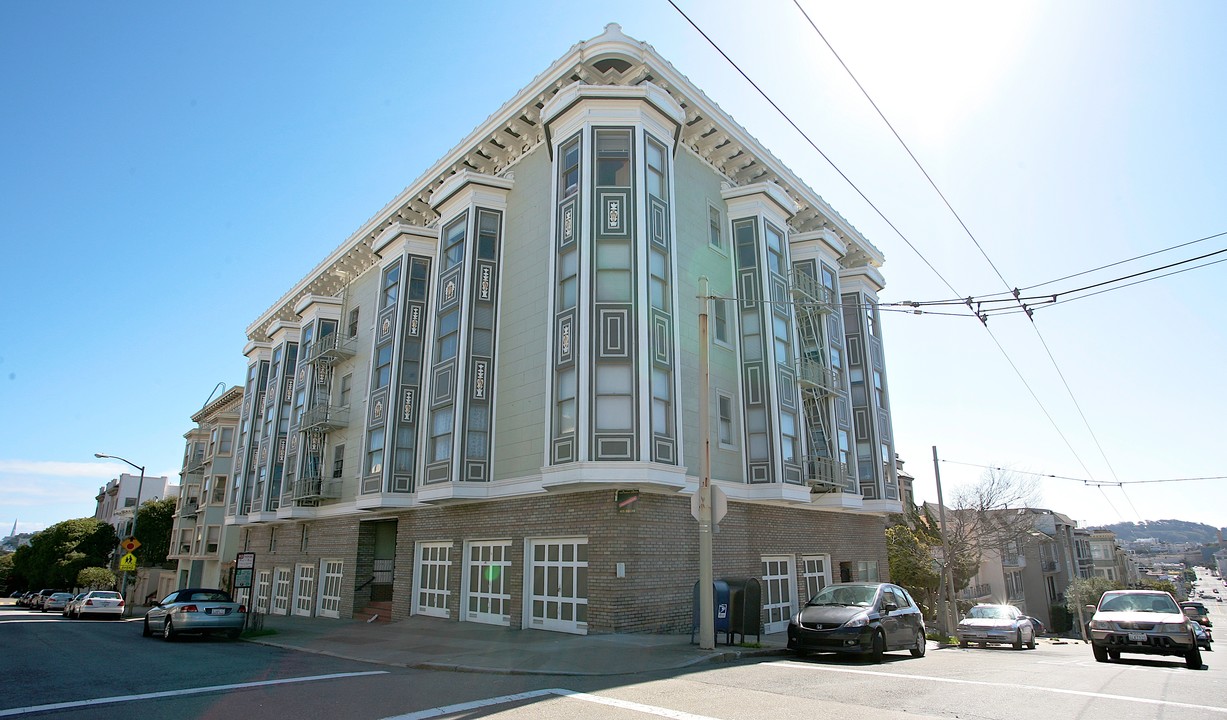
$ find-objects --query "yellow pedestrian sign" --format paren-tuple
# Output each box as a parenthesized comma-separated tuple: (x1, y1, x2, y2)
(119, 553, 137, 571)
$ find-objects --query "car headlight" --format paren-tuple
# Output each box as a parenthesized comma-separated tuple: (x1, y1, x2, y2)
(1088, 619, 1108, 630)
(844, 613, 869, 628)
(1159, 623, 1188, 633)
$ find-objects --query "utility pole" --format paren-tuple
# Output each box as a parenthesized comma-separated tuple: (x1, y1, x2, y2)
(932, 446, 958, 636)
(696, 276, 715, 650)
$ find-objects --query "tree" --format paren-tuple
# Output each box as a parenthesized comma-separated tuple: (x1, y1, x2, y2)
(887, 504, 979, 622)
(11, 520, 117, 588)
(0, 553, 14, 593)
(134, 497, 176, 567)
(1066, 575, 1124, 615)
(1140, 578, 1177, 596)
(77, 566, 117, 590)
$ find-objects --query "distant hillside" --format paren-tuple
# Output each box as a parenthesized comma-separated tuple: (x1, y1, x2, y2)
(1097, 520, 1224, 545)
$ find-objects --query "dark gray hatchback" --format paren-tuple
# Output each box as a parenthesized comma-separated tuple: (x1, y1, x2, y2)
(787, 582, 927, 662)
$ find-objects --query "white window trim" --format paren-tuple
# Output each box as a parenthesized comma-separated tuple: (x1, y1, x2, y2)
(413, 541, 452, 619)
(715, 389, 738, 450)
(293, 562, 317, 617)
(460, 539, 512, 626)
(317, 559, 344, 619)
(707, 202, 728, 255)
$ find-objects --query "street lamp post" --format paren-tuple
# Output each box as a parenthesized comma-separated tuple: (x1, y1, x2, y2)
(95, 452, 145, 615)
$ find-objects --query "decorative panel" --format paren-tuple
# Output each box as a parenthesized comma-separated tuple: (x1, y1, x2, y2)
(477, 262, 495, 302)
(598, 307, 630, 357)
(407, 304, 424, 337)
(555, 312, 575, 365)
(552, 437, 575, 464)
(648, 197, 669, 249)
(377, 306, 397, 344)
(653, 437, 675, 464)
(439, 267, 463, 309)
(431, 363, 455, 407)
(749, 464, 770, 483)
(650, 311, 671, 365)
(471, 359, 489, 401)
(369, 388, 388, 425)
(597, 191, 630, 237)
(595, 435, 634, 460)
(465, 461, 486, 482)
(400, 386, 416, 423)
(744, 363, 764, 406)
(558, 198, 578, 248)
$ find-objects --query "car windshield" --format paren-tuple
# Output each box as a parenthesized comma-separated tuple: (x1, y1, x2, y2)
(1100, 593, 1179, 613)
(807, 585, 876, 607)
(968, 606, 1014, 619)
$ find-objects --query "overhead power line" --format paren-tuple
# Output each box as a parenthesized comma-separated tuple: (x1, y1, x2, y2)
(940, 459, 1227, 486)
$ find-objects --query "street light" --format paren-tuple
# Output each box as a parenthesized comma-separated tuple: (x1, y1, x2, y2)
(95, 452, 145, 615)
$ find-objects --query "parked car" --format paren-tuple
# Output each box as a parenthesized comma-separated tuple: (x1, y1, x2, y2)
(63, 593, 88, 617)
(786, 582, 927, 662)
(1182, 602, 1212, 627)
(29, 589, 64, 611)
(1023, 615, 1046, 637)
(42, 592, 74, 613)
(73, 590, 124, 619)
(1087, 589, 1202, 669)
(17, 591, 35, 607)
(957, 604, 1036, 650)
(1191, 620, 1213, 651)
(142, 588, 246, 641)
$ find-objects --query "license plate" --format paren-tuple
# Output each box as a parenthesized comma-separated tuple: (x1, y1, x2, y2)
(209, 608, 228, 616)
(1127, 632, 1147, 642)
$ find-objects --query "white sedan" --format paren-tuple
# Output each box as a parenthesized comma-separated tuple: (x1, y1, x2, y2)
(72, 590, 124, 619)
(957, 603, 1037, 650)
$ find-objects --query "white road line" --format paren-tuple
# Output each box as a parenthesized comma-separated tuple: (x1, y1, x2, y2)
(771, 661, 1227, 714)
(385, 688, 723, 720)
(0, 671, 388, 718)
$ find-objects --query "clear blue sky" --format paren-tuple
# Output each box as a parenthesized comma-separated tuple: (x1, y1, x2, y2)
(3, 1, 1224, 535)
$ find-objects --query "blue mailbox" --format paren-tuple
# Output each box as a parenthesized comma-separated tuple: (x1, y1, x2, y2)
(691, 580, 731, 644)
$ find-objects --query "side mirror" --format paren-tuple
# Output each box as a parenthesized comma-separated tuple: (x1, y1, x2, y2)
(1084, 605, 1096, 615)
(882, 601, 899, 614)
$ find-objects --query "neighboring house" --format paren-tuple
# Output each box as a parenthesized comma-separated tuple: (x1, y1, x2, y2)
(1089, 528, 1132, 583)
(954, 508, 1087, 631)
(164, 386, 243, 599)
(221, 24, 901, 634)
(93, 472, 176, 540)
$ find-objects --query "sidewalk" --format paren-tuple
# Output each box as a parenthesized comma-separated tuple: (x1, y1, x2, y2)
(241, 613, 791, 676)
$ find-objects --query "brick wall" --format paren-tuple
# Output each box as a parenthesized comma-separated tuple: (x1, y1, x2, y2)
(238, 488, 888, 634)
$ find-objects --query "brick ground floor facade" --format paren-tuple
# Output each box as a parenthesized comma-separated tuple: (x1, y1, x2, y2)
(230, 489, 889, 635)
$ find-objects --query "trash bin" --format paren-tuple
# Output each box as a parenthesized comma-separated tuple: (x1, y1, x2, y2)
(723, 577, 762, 644)
(691, 580, 731, 644)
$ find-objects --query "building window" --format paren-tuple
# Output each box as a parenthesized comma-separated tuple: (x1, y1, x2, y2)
(332, 444, 345, 478)
(650, 366, 671, 437)
(435, 308, 460, 362)
(293, 563, 316, 617)
(856, 560, 880, 582)
(219, 427, 234, 455)
(708, 205, 723, 251)
(339, 373, 352, 407)
(381, 261, 401, 310)
(557, 248, 578, 310)
(801, 555, 831, 599)
(256, 570, 272, 614)
(555, 367, 576, 435)
(211, 476, 227, 504)
(595, 129, 631, 186)
(717, 392, 736, 448)
(205, 525, 220, 554)
(348, 308, 360, 338)
(442, 215, 466, 271)
(273, 567, 291, 615)
(713, 298, 729, 345)
(269, 527, 277, 552)
(429, 407, 453, 463)
(594, 363, 634, 431)
(646, 136, 668, 201)
(559, 136, 580, 199)
(367, 427, 385, 475)
(374, 344, 393, 389)
(300, 524, 309, 553)
(873, 369, 885, 408)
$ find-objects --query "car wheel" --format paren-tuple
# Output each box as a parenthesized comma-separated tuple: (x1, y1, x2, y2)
(909, 629, 926, 658)
(1107, 650, 1120, 660)
(1092, 644, 1108, 663)
(958, 639, 968, 648)
(142, 619, 152, 637)
(1013, 630, 1023, 650)
(870, 631, 886, 663)
(1027, 632, 1036, 650)
(162, 619, 177, 642)
(1186, 645, 1203, 669)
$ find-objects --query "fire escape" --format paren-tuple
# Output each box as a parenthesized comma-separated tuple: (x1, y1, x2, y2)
(790, 269, 846, 493)
(293, 329, 356, 505)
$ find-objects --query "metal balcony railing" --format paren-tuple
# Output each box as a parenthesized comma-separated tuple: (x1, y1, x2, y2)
(301, 404, 350, 432)
(1042, 560, 1059, 573)
(293, 476, 341, 502)
(805, 456, 847, 492)
(795, 358, 842, 395)
(788, 269, 833, 309)
(306, 333, 357, 365)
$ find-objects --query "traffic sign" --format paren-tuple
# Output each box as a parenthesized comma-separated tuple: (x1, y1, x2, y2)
(119, 553, 137, 571)
(121, 537, 141, 552)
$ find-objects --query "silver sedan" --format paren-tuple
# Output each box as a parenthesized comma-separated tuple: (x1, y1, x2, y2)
(142, 588, 246, 641)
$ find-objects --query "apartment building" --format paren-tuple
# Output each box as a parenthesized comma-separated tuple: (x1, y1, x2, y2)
(222, 24, 900, 635)
(93, 472, 176, 540)
(164, 386, 243, 598)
